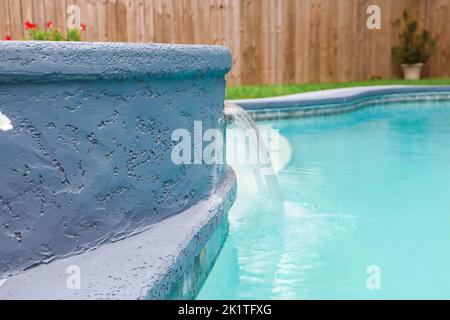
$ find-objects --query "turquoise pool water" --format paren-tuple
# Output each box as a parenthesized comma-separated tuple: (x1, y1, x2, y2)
(198, 100, 450, 300)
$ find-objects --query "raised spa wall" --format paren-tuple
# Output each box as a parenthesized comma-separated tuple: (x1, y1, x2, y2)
(0, 42, 234, 281)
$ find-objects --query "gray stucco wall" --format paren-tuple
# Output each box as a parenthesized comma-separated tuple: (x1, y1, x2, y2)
(0, 42, 232, 278)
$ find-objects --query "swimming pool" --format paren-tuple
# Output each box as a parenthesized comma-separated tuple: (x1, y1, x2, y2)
(198, 98, 450, 299)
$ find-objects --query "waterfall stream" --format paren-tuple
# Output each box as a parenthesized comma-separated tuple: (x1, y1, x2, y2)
(224, 102, 284, 213)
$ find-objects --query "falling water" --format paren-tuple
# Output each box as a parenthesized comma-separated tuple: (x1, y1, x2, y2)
(224, 101, 284, 213)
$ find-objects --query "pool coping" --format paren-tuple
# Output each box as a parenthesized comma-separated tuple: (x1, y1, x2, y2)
(0, 41, 232, 83)
(0, 168, 237, 300)
(230, 85, 450, 120)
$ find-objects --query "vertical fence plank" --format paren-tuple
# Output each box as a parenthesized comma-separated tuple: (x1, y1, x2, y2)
(32, 0, 45, 27)
(152, 0, 163, 43)
(135, 0, 145, 42)
(7, 0, 23, 40)
(96, 0, 108, 41)
(162, 0, 174, 43)
(125, 0, 137, 42)
(239, 0, 249, 84)
(282, 0, 295, 83)
(427, 0, 450, 78)
(310, 0, 322, 82)
(0, 0, 11, 39)
(267, 0, 276, 84)
(318, 0, 329, 82)
(143, 0, 154, 42)
(22, 0, 33, 24)
(274, 0, 283, 84)
(53, 0, 66, 37)
(43, 0, 56, 28)
(444, 0, 450, 77)
(107, 0, 118, 42)
(230, 0, 241, 85)
(116, 0, 128, 42)
(81, 0, 99, 42)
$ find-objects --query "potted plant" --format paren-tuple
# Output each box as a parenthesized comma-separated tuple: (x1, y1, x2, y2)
(392, 10, 437, 80)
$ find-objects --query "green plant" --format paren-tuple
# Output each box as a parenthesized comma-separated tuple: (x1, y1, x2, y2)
(22, 20, 86, 41)
(225, 79, 450, 100)
(392, 11, 437, 64)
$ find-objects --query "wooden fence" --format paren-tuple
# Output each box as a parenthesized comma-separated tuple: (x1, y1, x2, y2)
(1, 0, 449, 85)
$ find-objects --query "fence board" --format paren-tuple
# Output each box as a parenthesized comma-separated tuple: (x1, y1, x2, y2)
(8, 0, 24, 40)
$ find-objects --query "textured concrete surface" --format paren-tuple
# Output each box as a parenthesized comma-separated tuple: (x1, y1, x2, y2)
(0, 42, 232, 278)
(0, 42, 232, 83)
(0, 168, 236, 300)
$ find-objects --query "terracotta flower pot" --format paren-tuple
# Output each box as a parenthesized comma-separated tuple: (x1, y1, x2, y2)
(401, 63, 424, 80)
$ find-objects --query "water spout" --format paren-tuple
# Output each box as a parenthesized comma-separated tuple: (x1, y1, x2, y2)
(224, 102, 284, 213)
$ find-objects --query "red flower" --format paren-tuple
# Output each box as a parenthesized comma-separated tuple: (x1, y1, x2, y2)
(80, 23, 87, 32)
(4, 36, 12, 41)
(46, 20, 53, 29)
(24, 20, 37, 30)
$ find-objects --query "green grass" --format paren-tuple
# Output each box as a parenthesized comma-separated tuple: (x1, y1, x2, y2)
(226, 78, 450, 100)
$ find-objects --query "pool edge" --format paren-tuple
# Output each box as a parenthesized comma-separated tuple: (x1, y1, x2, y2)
(0, 168, 237, 300)
(230, 85, 450, 120)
